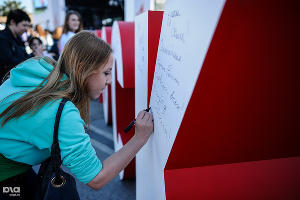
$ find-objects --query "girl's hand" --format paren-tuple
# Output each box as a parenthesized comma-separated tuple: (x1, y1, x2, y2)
(134, 110, 154, 144)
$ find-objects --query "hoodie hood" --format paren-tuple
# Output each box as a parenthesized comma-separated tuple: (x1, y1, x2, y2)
(10, 57, 54, 87)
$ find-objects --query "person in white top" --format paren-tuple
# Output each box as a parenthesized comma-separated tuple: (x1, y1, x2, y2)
(59, 10, 83, 54)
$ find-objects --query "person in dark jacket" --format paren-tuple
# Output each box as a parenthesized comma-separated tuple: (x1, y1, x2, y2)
(0, 9, 31, 84)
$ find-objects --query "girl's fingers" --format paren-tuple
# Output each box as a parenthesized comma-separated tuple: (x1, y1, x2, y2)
(141, 111, 147, 119)
(144, 112, 151, 121)
(149, 114, 153, 122)
(137, 110, 146, 120)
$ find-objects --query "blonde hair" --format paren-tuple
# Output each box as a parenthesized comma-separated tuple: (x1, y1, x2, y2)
(62, 10, 83, 34)
(0, 31, 112, 126)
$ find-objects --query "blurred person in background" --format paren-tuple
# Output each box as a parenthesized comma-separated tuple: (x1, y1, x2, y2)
(49, 26, 63, 60)
(24, 24, 40, 39)
(59, 10, 83, 54)
(35, 24, 53, 50)
(0, 9, 31, 84)
(28, 36, 53, 58)
(44, 28, 54, 50)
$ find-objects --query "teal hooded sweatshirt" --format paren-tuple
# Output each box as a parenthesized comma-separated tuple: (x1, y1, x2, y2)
(0, 57, 102, 183)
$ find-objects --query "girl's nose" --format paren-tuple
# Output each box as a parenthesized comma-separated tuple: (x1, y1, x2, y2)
(106, 76, 112, 85)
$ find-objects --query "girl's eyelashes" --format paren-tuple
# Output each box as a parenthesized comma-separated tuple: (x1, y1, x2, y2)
(104, 71, 111, 76)
(104, 68, 112, 76)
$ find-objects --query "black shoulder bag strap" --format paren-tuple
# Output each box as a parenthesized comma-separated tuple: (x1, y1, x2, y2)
(38, 98, 82, 200)
(51, 97, 69, 180)
(38, 98, 69, 191)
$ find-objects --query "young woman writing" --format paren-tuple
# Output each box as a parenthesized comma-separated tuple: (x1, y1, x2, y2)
(0, 31, 153, 199)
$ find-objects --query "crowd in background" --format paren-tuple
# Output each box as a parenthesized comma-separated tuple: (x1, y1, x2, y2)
(0, 9, 84, 84)
(25, 9, 83, 60)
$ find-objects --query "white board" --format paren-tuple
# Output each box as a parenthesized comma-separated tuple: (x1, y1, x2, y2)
(134, 11, 151, 200)
(139, 0, 226, 199)
(135, 12, 149, 118)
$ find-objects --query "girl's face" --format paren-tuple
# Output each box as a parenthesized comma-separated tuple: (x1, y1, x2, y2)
(67, 14, 80, 32)
(86, 54, 114, 100)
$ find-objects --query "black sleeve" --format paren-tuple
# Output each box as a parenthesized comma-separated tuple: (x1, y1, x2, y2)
(0, 36, 26, 67)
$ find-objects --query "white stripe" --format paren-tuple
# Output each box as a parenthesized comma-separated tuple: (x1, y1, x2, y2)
(90, 138, 114, 155)
(89, 124, 113, 141)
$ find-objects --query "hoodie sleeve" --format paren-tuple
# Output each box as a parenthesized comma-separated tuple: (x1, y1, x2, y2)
(58, 101, 102, 184)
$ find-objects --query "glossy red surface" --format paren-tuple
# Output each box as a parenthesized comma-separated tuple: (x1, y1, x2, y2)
(165, 0, 300, 198)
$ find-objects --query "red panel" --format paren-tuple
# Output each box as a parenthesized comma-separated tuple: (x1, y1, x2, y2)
(124, 157, 135, 179)
(165, 157, 300, 200)
(114, 66, 135, 178)
(147, 11, 163, 107)
(113, 22, 135, 178)
(104, 27, 112, 45)
(106, 27, 112, 123)
(118, 22, 135, 88)
(166, 0, 300, 170)
(107, 84, 112, 125)
(98, 93, 103, 103)
(95, 29, 102, 38)
(114, 67, 135, 143)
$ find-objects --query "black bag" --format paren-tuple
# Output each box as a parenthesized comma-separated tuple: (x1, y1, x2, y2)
(37, 98, 80, 200)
